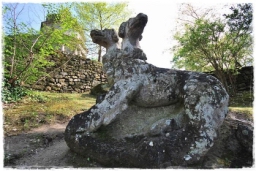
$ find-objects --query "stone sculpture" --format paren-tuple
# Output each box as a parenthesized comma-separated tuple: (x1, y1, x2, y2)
(91, 28, 120, 53)
(65, 13, 229, 168)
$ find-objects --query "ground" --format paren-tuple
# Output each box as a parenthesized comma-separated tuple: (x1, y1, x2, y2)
(2, 90, 253, 168)
(4, 122, 101, 168)
(3, 111, 253, 169)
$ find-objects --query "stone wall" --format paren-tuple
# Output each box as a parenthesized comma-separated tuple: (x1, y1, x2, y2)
(32, 53, 107, 93)
(32, 53, 253, 94)
(236, 66, 253, 91)
(206, 66, 253, 91)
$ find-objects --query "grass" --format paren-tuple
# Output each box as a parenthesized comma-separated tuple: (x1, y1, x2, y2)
(3, 91, 96, 135)
(229, 90, 254, 116)
(3, 90, 254, 136)
(229, 107, 253, 115)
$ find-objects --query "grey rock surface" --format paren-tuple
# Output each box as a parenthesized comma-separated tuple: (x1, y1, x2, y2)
(65, 13, 229, 168)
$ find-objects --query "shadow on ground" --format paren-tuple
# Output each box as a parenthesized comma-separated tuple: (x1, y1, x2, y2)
(4, 112, 253, 169)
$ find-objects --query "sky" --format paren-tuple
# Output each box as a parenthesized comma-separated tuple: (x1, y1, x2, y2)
(127, 0, 254, 68)
(1, 0, 253, 69)
(128, 0, 178, 68)
(1, 0, 178, 68)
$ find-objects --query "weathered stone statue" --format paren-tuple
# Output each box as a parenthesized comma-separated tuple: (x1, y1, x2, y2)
(91, 28, 120, 53)
(65, 13, 229, 168)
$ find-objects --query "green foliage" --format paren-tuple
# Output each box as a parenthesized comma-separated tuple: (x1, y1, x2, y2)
(40, 3, 86, 55)
(1, 78, 27, 103)
(224, 3, 252, 32)
(171, 3, 253, 94)
(74, 2, 131, 31)
(2, 3, 85, 89)
(73, 2, 131, 61)
(26, 90, 49, 103)
(3, 91, 96, 135)
(172, 19, 227, 72)
(224, 3, 253, 67)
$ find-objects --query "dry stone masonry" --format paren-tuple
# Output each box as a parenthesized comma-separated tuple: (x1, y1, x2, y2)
(65, 13, 229, 168)
(32, 53, 107, 93)
(31, 51, 253, 94)
(206, 66, 253, 92)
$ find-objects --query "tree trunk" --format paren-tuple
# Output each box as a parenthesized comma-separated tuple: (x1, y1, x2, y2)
(98, 45, 102, 62)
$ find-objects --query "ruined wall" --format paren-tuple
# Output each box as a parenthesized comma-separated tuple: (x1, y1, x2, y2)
(32, 52, 253, 94)
(32, 53, 107, 93)
(236, 66, 253, 91)
(206, 66, 253, 91)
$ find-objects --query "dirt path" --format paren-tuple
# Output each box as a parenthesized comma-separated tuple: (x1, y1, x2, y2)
(3, 112, 253, 168)
(4, 122, 101, 168)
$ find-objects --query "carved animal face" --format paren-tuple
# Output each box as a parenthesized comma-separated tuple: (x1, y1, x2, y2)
(90, 29, 119, 49)
(118, 13, 148, 41)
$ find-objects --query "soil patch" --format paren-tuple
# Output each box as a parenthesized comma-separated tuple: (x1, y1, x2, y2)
(4, 122, 101, 168)
(3, 112, 253, 168)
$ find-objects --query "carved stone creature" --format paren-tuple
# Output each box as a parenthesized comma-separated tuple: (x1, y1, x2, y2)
(118, 13, 147, 60)
(65, 13, 229, 168)
(90, 29, 120, 52)
(118, 13, 147, 51)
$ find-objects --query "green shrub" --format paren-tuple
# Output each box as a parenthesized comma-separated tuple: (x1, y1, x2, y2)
(26, 90, 49, 103)
(1, 78, 27, 103)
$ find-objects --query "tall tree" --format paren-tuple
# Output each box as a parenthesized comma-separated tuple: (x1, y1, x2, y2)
(171, 3, 253, 94)
(73, 2, 131, 62)
(3, 3, 83, 86)
(223, 3, 253, 68)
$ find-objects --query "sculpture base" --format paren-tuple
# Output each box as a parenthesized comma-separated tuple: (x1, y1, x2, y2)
(65, 103, 209, 168)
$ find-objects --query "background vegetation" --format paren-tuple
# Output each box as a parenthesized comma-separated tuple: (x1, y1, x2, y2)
(3, 90, 253, 136)
(3, 91, 96, 136)
(1, 3, 253, 136)
(2, 2, 131, 103)
(73, 2, 131, 62)
(171, 3, 253, 94)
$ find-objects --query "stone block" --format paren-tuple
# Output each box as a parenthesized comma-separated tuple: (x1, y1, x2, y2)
(73, 78, 80, 82)
(59, 79, 65, 83)
(60, 72, 68, 76)
(45, 86, 51, 91)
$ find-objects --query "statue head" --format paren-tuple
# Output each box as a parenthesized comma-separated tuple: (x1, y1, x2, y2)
(118, 13, 148, 43)
(90, 29, 119, 51)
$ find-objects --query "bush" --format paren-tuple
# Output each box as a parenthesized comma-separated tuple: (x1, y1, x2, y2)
(26, 90, 49, 103)
(1, 78, 27, 103)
